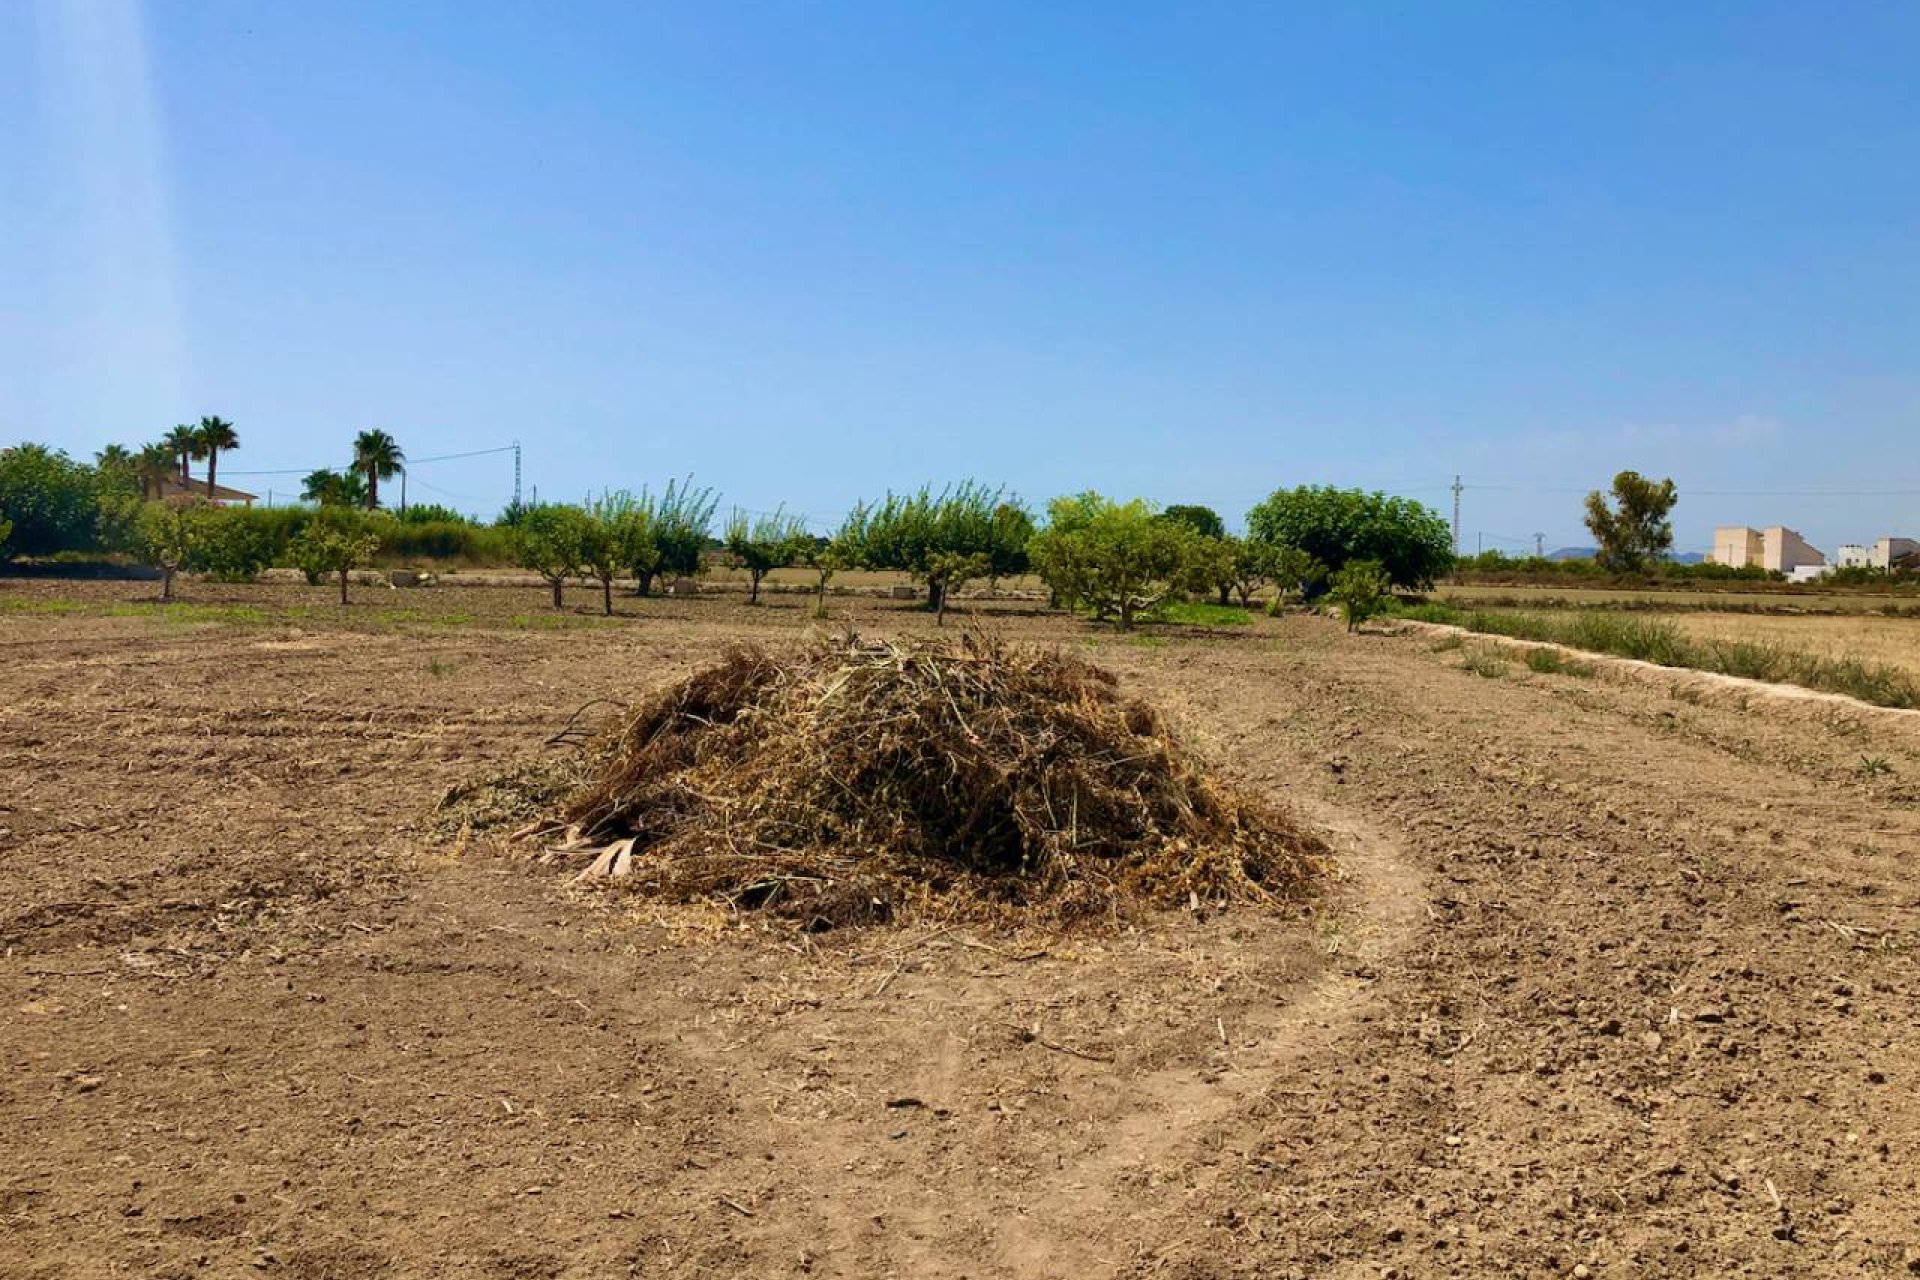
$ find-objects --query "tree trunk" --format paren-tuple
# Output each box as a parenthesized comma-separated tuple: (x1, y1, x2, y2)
(551, 579, 564, 609)
(927, 579, 945, 615)
(206, 449, 218, 498)
(338, 568, 350, 606)
(602, 577, 613, 616)
(634, 569, 655, 597)
(366, 470, 379, 510)
(1119, 597, 1134, 631)
(748, 569, 762, 604)
(1217, 583, 1231, 607)
(161, 566, 175, 602)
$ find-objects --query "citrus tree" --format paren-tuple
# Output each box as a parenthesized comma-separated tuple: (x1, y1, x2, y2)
(1028, 493, 1201, 630)
(290, 509, 382, 605)
(514, 504, 593, 609)
(129, 499, 204, 602)
(1327, 558, 1392, 632)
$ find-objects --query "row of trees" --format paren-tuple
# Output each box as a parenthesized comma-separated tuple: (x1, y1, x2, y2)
(2, 439, 1468, 624)
(496, 481, 1456, 627)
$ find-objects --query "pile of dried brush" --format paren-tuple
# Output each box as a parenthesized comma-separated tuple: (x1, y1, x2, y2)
(475, 631, 1327, 926)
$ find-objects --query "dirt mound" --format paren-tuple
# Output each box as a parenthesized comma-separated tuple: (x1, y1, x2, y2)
(465, 632, 1328, 926)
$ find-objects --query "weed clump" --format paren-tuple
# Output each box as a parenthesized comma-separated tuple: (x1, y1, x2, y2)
(466, 631, 1328, 927)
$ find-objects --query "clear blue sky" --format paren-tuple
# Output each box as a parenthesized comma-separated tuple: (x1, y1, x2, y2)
(3, 1, 1916, 552)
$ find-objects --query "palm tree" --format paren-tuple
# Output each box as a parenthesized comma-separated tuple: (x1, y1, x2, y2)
(302, 468, 368, 508)
(95, 443, 133, 472)
(136, 443, 175, 500)
(164, 424, 202, 483)
(351, 430, 404, 510)
(194, 416, 239, 497)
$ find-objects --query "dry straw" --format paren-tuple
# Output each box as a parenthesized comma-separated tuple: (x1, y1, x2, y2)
(444, 631, 1327, 928)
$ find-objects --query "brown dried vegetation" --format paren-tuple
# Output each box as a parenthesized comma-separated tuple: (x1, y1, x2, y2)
(458, 631, 1327, 926)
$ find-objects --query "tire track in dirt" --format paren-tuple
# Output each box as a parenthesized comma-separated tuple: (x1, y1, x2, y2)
(976, 797, 1425, 1278)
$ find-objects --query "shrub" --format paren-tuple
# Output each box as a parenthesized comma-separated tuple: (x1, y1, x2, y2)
(190, 506, 276, 581)
(1246, 486, 1453, 591)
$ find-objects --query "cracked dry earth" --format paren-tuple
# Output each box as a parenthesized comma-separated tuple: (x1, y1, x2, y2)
(2, 582, 1917, 1278)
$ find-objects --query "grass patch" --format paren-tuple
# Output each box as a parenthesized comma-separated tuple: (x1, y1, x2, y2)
(1524, 647, 1595, 677)
(0, 597, 271, 626)
(1460, 649, 1508, 678)
(1139, 600, 1254, 627)
(1398, 602, 1920, 709)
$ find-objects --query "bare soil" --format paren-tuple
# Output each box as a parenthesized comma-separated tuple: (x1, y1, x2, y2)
(3, 579, 1917, 1278)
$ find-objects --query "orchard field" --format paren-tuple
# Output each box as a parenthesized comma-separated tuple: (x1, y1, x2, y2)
(3, 576, 1918, 1278)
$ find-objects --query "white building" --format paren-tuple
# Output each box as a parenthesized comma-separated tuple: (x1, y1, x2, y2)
(1708, 525, 1827, 574)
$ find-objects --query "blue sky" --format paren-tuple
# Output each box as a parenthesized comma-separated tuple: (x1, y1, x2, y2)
(3, 1, 1916, 551)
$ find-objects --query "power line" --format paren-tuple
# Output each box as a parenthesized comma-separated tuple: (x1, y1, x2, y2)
(222, 442, 518, 478)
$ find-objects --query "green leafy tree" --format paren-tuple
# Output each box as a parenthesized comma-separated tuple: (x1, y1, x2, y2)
(1159, 504, 1226, 540)
(1246, 486, 1453, 591)
(290, 509, 382, 605)
(1583, 471, 1678, 572)
(1265, 545, 1326, 605)
(1181, 534, 1240, 605)
(801, 534, 854, 618)
(1028, 494, 1202, 630)
(925, 551, 992, 625)
(1326, 558, 1393, 632)
(0, 443, 100, 559)
(838, 482, 1031, 612)
(194, 417, 239, 496)
(580, 492, 654, 616)
(352, 429, 405, 510)
(643, 476, 719, 592)
(515, 504, 593, 608)
(125, 498, 206, 601)
(724, 506, 809, 605)
(0, 514, 12, 558)
(1216, 537, 1274, 606)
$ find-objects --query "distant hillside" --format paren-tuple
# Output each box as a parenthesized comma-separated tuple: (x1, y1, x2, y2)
(1543, 546, 1705, 564)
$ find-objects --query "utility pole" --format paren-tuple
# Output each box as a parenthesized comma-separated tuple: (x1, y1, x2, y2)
(1535, 532, 1545, 558)
(400, 469, 407, 515)
(512, 440, 522, 509)
(1450, 475, 1463, 555)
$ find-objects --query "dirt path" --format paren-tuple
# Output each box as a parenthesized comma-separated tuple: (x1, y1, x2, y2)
(2, 584, 1916, 1277)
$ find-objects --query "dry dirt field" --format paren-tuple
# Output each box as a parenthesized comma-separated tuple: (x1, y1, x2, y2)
(4, 579, 1919, 1278)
